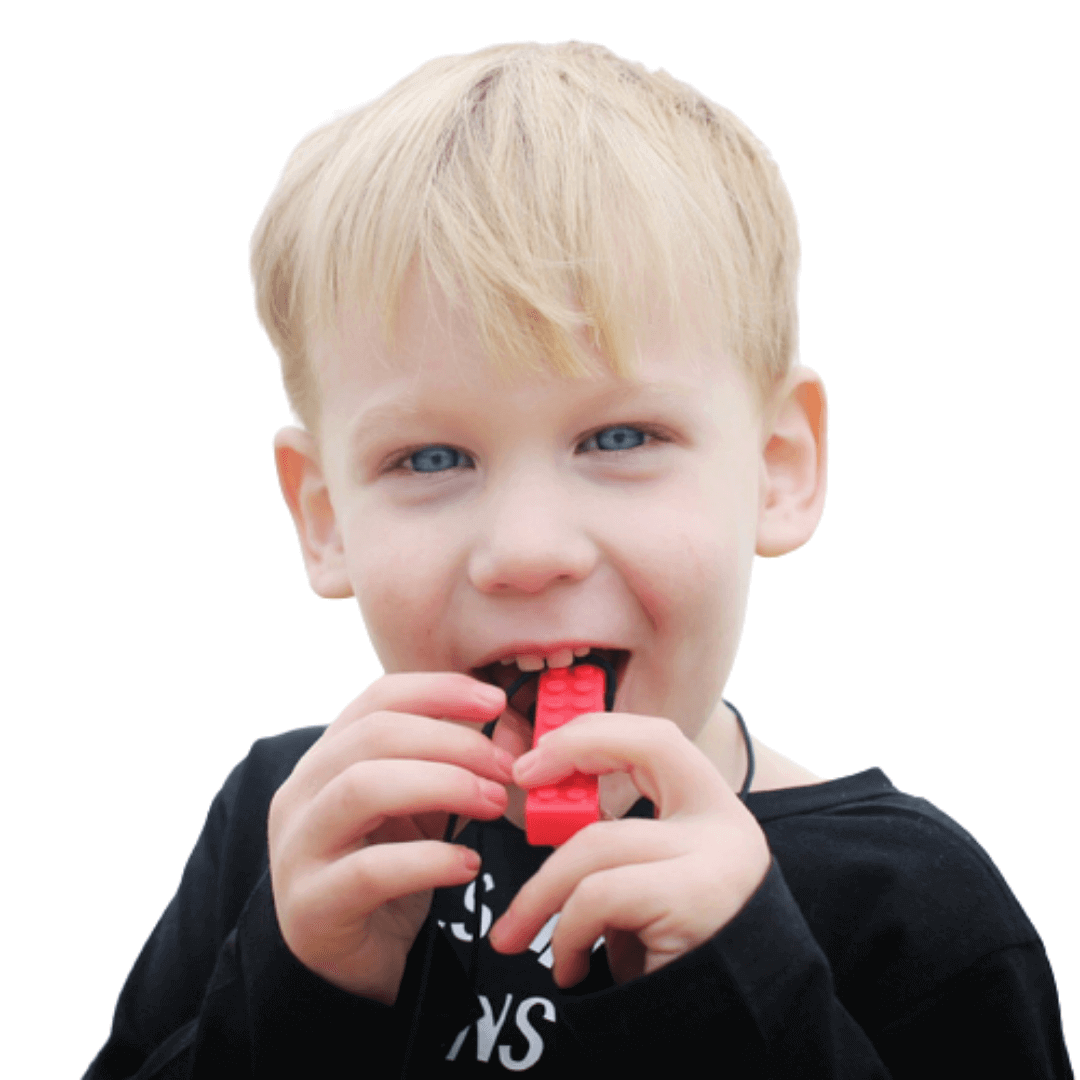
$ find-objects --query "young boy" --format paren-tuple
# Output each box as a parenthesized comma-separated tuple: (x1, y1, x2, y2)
(85, 42, 1072, 1078)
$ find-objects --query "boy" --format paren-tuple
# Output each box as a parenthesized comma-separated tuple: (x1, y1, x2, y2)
(85, 42, 1072, 1077)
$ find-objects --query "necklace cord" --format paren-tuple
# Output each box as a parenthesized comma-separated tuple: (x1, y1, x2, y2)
(727, 699, 754, 800)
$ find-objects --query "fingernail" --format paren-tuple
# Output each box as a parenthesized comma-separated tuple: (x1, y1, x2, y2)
(493, 747, 516, 779)
(513, 753, 540, 783)
(461, 849, 481, 872)
(488, 914, 514, 952)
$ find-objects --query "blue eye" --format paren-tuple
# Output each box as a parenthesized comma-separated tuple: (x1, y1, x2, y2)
(406, 445, 472, 473)
(582, 426, 649, 452)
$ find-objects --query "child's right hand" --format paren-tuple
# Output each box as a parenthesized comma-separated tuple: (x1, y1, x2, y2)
(267, 673, 511, 1005)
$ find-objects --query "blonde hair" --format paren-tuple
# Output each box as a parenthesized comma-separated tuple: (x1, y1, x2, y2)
(251, 41, 799, 433)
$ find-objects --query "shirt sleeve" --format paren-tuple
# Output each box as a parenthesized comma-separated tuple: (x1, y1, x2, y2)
(80, 730, 411, 1079)
(557, 859, 1073, 1078)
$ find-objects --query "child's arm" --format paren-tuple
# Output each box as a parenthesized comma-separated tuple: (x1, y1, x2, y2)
(85, 728, 400, 1078)
(84, 674, 510, 1078)
(267, 672, 511, 1005)
(489, 711, 770, 986)
(490, 711, 1073, 1076)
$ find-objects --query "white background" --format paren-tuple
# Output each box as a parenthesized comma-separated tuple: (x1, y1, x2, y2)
(2, 1, 1076, 1073)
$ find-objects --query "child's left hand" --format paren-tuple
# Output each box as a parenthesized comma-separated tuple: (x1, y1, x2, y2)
(487, 712, 771, 987)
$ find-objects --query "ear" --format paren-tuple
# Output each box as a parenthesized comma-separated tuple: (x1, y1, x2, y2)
(273, 427, 354, 598)
(756, 367, 828, 557)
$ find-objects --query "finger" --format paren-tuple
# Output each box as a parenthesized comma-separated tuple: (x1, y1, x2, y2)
(329, 672, 506, 738)
(287, 758, 507, 860)
(287, 840, 482, 930)
(288, 710, 515, 802)
(547, 862, 678, 988)
(547, 846, 771, 987)
(489, 818, 673, 952)
(512, 713, 729, 816)
(488, 704, 534, 761)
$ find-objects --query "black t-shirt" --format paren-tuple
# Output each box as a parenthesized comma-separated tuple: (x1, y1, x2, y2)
(430, 803, 654, 1074)
(83, 726, 1073, 1078)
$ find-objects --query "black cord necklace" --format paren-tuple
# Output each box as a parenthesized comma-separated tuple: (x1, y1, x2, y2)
(730, 700, 755, 800)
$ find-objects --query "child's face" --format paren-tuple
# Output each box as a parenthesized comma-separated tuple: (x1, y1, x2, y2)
(297, 268, 795, 760)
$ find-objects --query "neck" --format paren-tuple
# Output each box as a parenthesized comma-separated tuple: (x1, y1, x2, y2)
(693, 699, 751, 793)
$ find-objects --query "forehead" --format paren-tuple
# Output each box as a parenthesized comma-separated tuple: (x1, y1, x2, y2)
(311, 265, 751, 435)
(316, 269, 511, 395)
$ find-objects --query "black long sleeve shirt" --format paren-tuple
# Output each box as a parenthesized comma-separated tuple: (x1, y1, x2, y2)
(84, 726, 1073, 1078)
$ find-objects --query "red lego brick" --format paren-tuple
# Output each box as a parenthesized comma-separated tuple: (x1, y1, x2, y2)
(525, 664, 604, 846)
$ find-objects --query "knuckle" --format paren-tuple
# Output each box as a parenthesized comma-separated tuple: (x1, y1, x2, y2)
(312, 764, 372, 835)
(360, 709, 399, 733)
(637, 717, 685, 761)
(352, 710, 400, 751)
(283, 884, 328, 956)
(574, 872, 613, 910)
(565, 818, 621, 856)
(333, 689, 378, 727)
(660, 715, 682, 736)
(335, 760, 376, 810)
(268, 783, 305, 847)
(268, 786, 287, 830)
(355, 710, 426, 761)
(647, 715, 682, 743)
(345, 850, 383, 902)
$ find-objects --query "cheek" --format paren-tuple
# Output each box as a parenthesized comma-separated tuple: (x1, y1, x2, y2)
(608, 477, 752, 630)
(344, 511, 455, 664)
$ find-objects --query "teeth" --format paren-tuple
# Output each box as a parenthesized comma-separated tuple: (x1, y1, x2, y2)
(514, 655, 545, 671)
(502, 646, 594, 672)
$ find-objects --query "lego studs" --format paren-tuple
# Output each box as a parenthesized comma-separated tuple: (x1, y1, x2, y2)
(525, 664, 604, 846)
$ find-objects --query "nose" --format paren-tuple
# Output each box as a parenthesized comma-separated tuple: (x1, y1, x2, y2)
(467, 468, 599, 595)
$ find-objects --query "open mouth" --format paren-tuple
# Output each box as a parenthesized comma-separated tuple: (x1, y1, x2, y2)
(472, 647, 630, 721)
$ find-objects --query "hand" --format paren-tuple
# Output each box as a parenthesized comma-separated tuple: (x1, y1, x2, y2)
(267, 673, 511, 1005)
(487, 712, 770, 988)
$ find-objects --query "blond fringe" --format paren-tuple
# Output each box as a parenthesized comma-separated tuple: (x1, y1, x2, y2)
(251, 42, 799, 434)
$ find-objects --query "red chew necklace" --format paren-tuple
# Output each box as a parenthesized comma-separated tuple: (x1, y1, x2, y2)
(525, 663, 603, 846)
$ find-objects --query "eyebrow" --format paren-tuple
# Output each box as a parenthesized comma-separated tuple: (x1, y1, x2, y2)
(344, 396, 444, 466)
(352, 399, 429, 435)
(348, 380, 699, 451)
